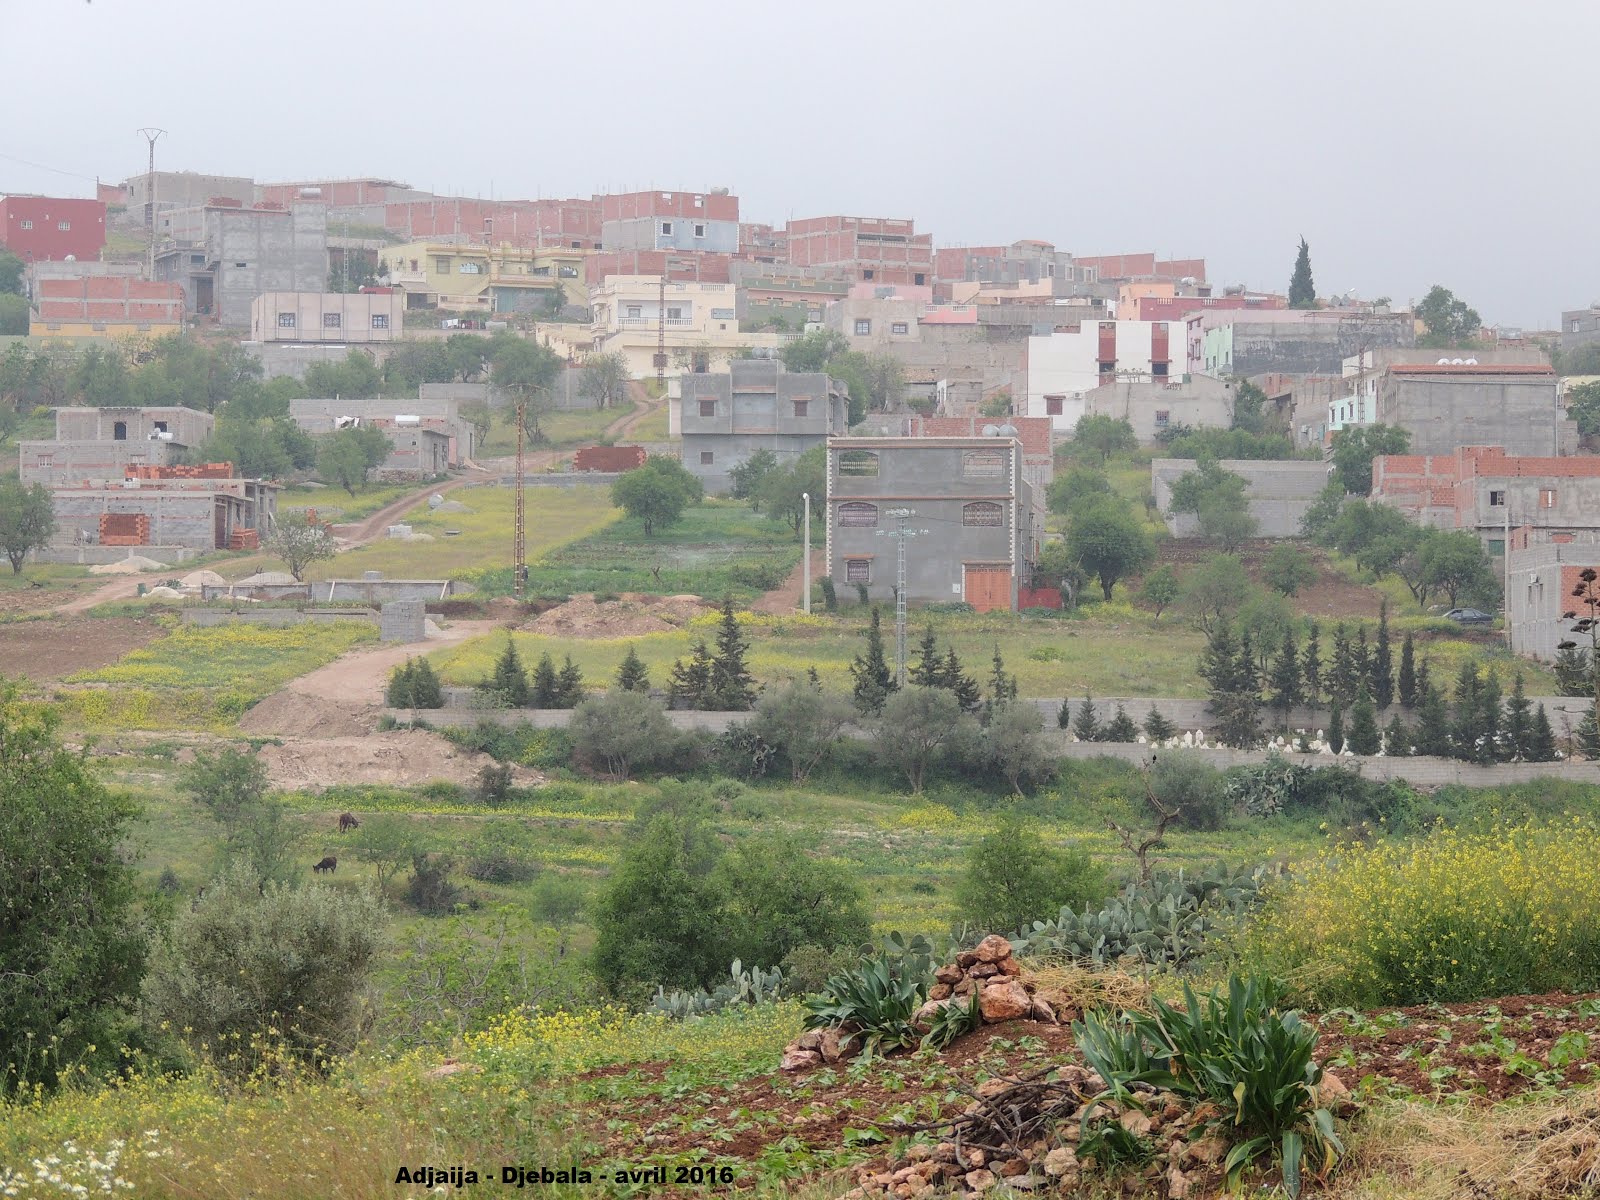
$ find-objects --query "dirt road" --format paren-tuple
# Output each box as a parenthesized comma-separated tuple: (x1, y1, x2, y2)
(752, 549, 824, 615)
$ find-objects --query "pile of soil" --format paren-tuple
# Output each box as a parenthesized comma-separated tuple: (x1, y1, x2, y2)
(527, 592, 710, 638)
(239, 692, 378, 738)
(257, 729, 543, 790)
(90, 556, 169, 575)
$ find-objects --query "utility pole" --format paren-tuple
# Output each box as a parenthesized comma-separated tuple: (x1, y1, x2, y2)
(802, 492, 811, 613)
(514, 394, 526, 599)
(136, 127, 165, 280)
(654, 274, 667, 392)
(877, 507, 922, 685)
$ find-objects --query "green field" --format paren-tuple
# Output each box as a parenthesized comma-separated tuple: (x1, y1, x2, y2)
(479, 406, 619, 456)
(273, 482, 418, 522)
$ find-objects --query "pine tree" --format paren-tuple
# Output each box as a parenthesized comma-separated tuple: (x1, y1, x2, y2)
(531, 652, 560, 708)
(1327, 704, 1345, 754)
(1103, 705, 1138, 742)
(944, 648, 983, 713)
(1328, 624, 1357, 707)
(708, 597, 756, 710)
(668, 640, 713, 710)
(410, 658, 444, 708)
(1415, 657, 1432, 707)
(1144, 706, 1178, 743)
(555, 655, 585, 708)
(1072, 694, 1100, 742)
(1288, 237, 1317, 309)
(1216, 631, 1263, 748)
(1414, 682, 1452, 757)
(850, 607, 895, 715)
(1353, 627, 1371, 693)
(1348, 686, 1381, 755)
(1397, 631, 1417, 709)
(1371, 603, 1394, 709)
(489, 637, 530, 707)
(1530, 704, 1559, 762)
(615, 645, 651, 693)
(386, 660, 416, 708)
(1268, 629, 1302, 733)
(1504, 672, 1532, 761)
(988, 644, 1019, 707)
(1478, 671, 1503, 764)
(1554, 645, 1593, 697)
(1057, 698, 1072, 729)
(908, 625, 942, 687)
(1199, 624, 1240, 695)
(1383, 713, 1410, 756)
(1580, 705, 1600, 759)
(1451, 662, 1483, 762)
(1301, 620, 1322, 705)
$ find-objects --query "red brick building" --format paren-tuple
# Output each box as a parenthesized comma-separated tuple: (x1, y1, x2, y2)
(384, 197, 601, 247)
(784, 215, 934, 286)
(34, 277, 185, 327)
(584, 249, 733, 288)
(1076, 253, 1207, 283)
(0, 195, 107, 263)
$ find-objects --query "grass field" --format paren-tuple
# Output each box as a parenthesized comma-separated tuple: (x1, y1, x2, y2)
(627, 403, 672, 442)
(273, 482, 418, 522)
(479, 406, 618, 456)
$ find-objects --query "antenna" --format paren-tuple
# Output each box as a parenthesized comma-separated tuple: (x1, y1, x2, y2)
(136, 127, 165, 279)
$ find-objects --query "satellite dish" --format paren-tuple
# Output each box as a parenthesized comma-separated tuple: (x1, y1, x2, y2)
(427, 493, 444, 509)
(64, 254, 76, 263)
(981, 424, 1001, 436)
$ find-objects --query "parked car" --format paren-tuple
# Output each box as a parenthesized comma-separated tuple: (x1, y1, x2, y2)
(1444, 608, 1494, 625)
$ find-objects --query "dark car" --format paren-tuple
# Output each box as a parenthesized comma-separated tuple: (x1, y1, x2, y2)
(1444, 608, 1494, 625)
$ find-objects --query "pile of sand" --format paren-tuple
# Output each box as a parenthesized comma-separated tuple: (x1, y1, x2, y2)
(144, 585, 185, 599)
(90, 556, 168, 575)
(434, 500, 473, 513)
(235, 571, 299, 586)
(258, 729, 543, 790)
(178, 569, 227, 589)
(527, 592, 711, 638)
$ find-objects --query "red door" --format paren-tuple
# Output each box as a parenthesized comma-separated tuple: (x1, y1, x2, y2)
(963, 565, 1012, 612)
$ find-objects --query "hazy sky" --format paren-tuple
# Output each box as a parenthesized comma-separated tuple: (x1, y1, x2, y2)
(4, 0, 1594, 328)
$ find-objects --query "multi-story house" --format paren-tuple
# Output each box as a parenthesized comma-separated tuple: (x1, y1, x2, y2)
(249, 292, 404, 343)
(0, 195, 107, 263)
(785, 215, 934, 286)
(383, 241, 590, 311)
(153, 203, 327, 328)
(586, 276, 781, 378)
(599, 190, 740, 255)
(825, 435, 1036, 612)
(1024, 320, 1183, 430)
(677, 360, 848, 493)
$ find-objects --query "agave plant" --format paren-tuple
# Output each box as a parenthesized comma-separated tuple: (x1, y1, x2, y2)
(804, 952, 928, 1059)
(920, 991, 981, 1052)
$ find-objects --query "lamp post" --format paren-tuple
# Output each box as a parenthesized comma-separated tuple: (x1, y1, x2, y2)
(802, 491, 811, 613)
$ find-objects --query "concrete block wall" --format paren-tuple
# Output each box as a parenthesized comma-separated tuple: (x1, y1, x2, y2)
(380, 600, 427, 642)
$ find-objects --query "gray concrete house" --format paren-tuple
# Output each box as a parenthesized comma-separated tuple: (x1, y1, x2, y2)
(1506, 535, 1600, 660)
(826, 436, 1037, 612)
(679, 360, 849, 493)
(154, 203, 327, 328)
(19, 406, 214, 486)
(1372, 362, 1574, 457)
(49, 478, 278, 552)
(290, 393, 477, 466)
(1152, 458, 1331, 538)
(1082, 374, 1234, 444)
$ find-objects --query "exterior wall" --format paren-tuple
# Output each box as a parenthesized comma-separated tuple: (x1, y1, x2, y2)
(249, 291, 404, 343)
(258, 179, 426, 208)
(586, 250, 732, 288)
(374, 428, 450, 480)
(823, 286, 933, 352)
(826, 438, 1034, 610)
(1024, 321, 1183, 430)
(908, 415, 1054, 511)
(32, 277, 185, 332)
(785, 216, 934, 284)
(1082, 375, 1235, 443)
(601, 215, 739, 254)
(245, 341, 393, 381)
(679, 360, 848, 492)
(1561, 306, 1600, 354)
(588, 276, 780, 378)
(1187, 310, 1414, 376)
(384, 241, 588, 309)
(124, 172, 255, 218)
(1152, 459, 1331, 538)
(1373, 447, 1600, 549)
(1375, 369, 1573, 457)
(18, 439, 187, 486)
(383, 197, 602, 248)
(1075, 254, 1207, 283)
(1506, 540, 1600, 660)
(157, 205, 328, 327)
(53, 406, 213, 445)
(290, 394, 474, 464)
(0, 196, 107, 262)
(48, 481, 275, 550)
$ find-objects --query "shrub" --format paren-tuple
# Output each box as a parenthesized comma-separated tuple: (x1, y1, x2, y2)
(716, 835, 872, 968)
(1149, 756, 1230, 831)
(1238, 821, 1600, 1007)
(141, 864, 383, 1075)
(875, 686, 979, 793)
(779, 943, 858, 996)
(473, 762, 514, 807)
(955, 815, 1109, 934)
(803, 949, 930, 1059)
(464, 823, 539, 884)
(749, 681, 852, 783)
(405, 852, 465, 915)
(569, 690, 683, 779)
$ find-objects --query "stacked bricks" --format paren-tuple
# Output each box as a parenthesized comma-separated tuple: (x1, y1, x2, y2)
(125, 463, 235, 480)
(99, 513, 150, 546)
(228, 529, 260, 551)
(572, 445, 647, 473)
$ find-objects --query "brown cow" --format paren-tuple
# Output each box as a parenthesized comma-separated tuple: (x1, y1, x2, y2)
(338, 812, 360, 833)
(312, 856, 337, 874)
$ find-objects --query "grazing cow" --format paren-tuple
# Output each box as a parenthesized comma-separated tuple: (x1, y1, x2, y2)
(338, 812, 360, 833)
(312, 856, 337, 874)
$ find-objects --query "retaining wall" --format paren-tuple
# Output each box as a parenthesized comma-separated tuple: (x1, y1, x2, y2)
(182, 607, 376, 628)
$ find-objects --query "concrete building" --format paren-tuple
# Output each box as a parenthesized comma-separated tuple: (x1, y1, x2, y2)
(154, 203, 328, 328)
(933, 240, 1099, 297)
(1123, 290, 1284, 324)
(384, 241, 589, 310)
(1152, 459, 1331, 538)
(1367, 360, 1572, 457)
(1561, 303, 1600, 355)
(49, 475, 277, 552)
(826, 436, 1037, 612)
(249, 291, 405, 343)
(1372, 446, 1600, 555)
(258, 177, 428, 210)
(0, 195, 107, 263)
(824, 283, 933, 352)
(905, 415, 1054, 512)
(1082, 375, 1235, 444)
(678, 360, 849, 493)
(587, 276, 780, 378)
(585, 249, 732, 289)
(1024, 320, 1183, 430)
(1075, 253, 1207, 285)
(290, 392, 478, 466)
(1506, 533, 1600, 660)
(383, 196, 601, 249)
(1187, 309, 1414, 377)
(123, 171, 255, 225)
(785, 216, 934, 286)
(1325, 347, 1553, 442)
(29, 277, 185, 339)
(18, 406, 214, 487)
(373, 425, 451, 481)
(731, 267, 847, 330)
(599, 190, 740, 254)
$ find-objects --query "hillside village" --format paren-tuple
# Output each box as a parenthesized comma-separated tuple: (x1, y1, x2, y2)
(13, 7, 1600, 1200)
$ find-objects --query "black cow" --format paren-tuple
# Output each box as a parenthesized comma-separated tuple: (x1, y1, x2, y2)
(312, 856, 337, 874)
(338, 812, 360, 833)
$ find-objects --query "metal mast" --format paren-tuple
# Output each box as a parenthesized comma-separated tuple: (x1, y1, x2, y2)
(655, 274, 667, 391)
(513, 395, 526, 599)
(136, 127, 165, 278)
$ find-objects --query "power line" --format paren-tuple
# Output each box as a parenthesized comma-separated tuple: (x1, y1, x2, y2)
(0, 148, 104, 185)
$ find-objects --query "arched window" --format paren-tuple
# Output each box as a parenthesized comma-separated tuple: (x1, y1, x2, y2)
(112, 421, 127, 441)
(837, 449, 879, 477)
(963, 501, 1004, 527)
(837, 502, 879, 528)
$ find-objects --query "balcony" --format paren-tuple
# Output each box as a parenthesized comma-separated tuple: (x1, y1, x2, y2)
(618, 316, 693, 328)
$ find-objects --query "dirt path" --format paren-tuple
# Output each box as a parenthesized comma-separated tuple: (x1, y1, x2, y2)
(752, 549, 823, 615)
(606, 384, 661, 441)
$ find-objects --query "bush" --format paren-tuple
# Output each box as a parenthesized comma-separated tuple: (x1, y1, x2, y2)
(1238, 821, 1600, 1007)
(716, 835, 872, 969)
(780, 943, 859, 996)
(141, 864, 383, 1075)
(955, 815, 1109, 934)
(473, 762, 514, 808)
(569, 690, 690, 779)
(405, 852, 466, 915)
(464, 823, 540, 884)
(1149, 755, 1230, 831)
(803, 942, 932, 1058)
(749, 681, 852, 783)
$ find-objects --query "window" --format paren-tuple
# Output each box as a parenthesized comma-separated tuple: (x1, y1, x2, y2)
(112, 421, 127, 441)
(1154, 410, 1170, 428)
(837, 502, 879, 527)
(191, 253, 205, 265)
(1045, 395, 1064, 416)
(700, 451, 714, 465)
(792, 399, 808, 418)
(693, 223, 706, 238)
(854, 319, 872, 336)
(661, 221, 674, 236)
(837, 450, 879, 477)
(1489, 538, 1506, 556)
(913, 273, 925, 286)
(845, 558, 871, 584)
(1152, 362, 1168, 377)
(323, 312, 342, 329)
(963, 501, 1004, 527)
(532, 265, 551, 276)
(435, 258, 451, 273)
(891, 322, 909, 335)
(234, 262, 247, 269)
(458, 262, 481, 273)
(667, 306, 683, 320)
(277, 312, 296, 329)
(962, 450, 1005, 478)
(18, 220, 32, 230)
(1541, 488, 1557, 508)
(1099, 361, 1116, 374)
(699, 399, 716, 417)
(1489, 489, 1506, 507)
(371, 314, 389, 329)
(626, 305, 642, 319)
(862, 269, 875, 281)
(58, 220, 71, 231)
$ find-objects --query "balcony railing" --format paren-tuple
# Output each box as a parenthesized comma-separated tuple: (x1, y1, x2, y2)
(618, 316, 693, 328)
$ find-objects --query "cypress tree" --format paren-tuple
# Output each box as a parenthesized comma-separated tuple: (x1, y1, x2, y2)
(1144, 706, 1178, 743)
(1217, 631, 1263, 748)
(908, 625, 942, 687)
(1072, 694, 1100, 742)
(1348, 686, 1381, 755)
(708, 596, 756, 710)
(531, 652, 560, 708)
(1580, 704, 1600, 758)
(615, 645, 651, 693)
(988, 644, 1019, 707)
(1328, 624, 1357, 707)
(1199, 624, 1240, 695)
(1269, 629, 1301, 734)
(1397, 631, 1417, 709)
(850, 607, 895, 715)
(1289, 237, 1316, 309)
(489, 637, 530, 708)
(555, 655, 585, 708)
(1415, 657, 1432, 707)
(1504, 673, 1532, 762)
(944, 647, 983, 713)
(1554, 645, 1593, 697)
(1057, 698, 1072, 729)
(1103, 705, 1138, 742)
(1530, 704, 1559, 762)
(1383, 713, 1410, 756)
(1451, 662, 1483, 762)
(669, 640, 713, 710)
(1478, 671, 1503, 764)
(1327, 704, 1345, 754)
(1301, 620, 1322, 705)
(1371, 603, 1394, 709)
(1353, 627, 1372, 694)
(1414, 682, 1452, 757)
(410, 658, 444, 708)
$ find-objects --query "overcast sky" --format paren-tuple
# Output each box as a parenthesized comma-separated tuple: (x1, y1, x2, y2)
(3, 0, 1593, 328)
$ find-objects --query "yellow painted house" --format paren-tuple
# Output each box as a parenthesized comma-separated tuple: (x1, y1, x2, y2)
(381, 242, 590, 313)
